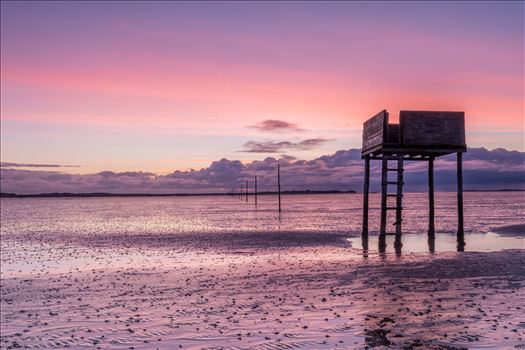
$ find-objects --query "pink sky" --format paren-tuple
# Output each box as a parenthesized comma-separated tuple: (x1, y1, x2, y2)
(1, 1, 523, 174)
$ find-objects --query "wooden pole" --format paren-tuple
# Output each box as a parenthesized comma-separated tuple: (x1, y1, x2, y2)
(245, 180, 248, 202)
(379, 157, 388, 237)
(395, 155, 404, 236)
(254, 176, 258, 206)
(362, 156, 370, 237)
(240, 185, 243, 200)
(278, 163, 281, 213)
(457, 152, 464, 233)
(457, 152, 465, 250)
(428, 156, 435, 237)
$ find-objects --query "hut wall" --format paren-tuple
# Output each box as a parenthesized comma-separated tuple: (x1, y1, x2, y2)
(400, 111, 465, 147)
(362, 110, 388, 154)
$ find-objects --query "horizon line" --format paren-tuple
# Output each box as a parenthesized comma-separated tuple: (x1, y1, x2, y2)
(1, 189, 524, 198)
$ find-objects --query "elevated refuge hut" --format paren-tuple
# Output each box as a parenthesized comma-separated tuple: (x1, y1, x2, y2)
(361, 110, 466, 246)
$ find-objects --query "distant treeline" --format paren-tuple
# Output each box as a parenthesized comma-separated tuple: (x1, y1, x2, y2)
(0, 189, 357, 198)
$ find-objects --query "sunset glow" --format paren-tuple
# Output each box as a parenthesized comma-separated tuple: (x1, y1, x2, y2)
(1, 1, 523, 176)
(1, 4, 524, 349)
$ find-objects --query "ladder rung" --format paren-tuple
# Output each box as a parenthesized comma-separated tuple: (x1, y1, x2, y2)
(387, 181, 404, 185)
(386, 206, 403, 210)
(386, 194, 403, 197)
(386, 168, 404, 171)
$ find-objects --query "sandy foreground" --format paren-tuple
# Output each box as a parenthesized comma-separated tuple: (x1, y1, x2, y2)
(1, 229, 524, 350)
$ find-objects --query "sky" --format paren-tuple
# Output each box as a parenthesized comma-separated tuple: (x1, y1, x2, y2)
(0, 1, 524, 193)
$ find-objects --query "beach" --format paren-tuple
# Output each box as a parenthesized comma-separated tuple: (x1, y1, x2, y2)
(1, 193, 524, 349)
(2, 1, 524, 348)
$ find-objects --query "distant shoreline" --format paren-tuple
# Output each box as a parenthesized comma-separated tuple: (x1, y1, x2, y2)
(464, 189, 525, 192)
(1, 189, 523, 198)
(0, 190, 357, 198)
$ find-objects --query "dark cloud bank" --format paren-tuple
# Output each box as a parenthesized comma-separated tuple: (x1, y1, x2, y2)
(1, 148, 523, 194)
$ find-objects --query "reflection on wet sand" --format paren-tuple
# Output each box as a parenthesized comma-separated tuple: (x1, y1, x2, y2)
(363, 232, 458, 256)
(361, 235, 369, 259)
(457, 232, 466, 252)
(428, 233, 436, 254)
(356, 230, 523, 255)
(377, 235, 403, 258)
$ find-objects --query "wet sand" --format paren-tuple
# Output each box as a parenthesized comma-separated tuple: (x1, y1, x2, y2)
(490, 224, 525, 237)
(1, 226, 524, 350)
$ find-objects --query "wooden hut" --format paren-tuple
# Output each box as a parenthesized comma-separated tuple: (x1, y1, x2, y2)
(361, 110, 466, 247)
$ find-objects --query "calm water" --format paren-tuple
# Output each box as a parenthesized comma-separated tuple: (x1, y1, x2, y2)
(1, 192, 524, 237)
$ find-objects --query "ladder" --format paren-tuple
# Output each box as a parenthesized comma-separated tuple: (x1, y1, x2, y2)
(380, 154, 404, 236)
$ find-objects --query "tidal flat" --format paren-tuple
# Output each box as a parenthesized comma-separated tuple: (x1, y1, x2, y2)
(1, 193, 524, 349)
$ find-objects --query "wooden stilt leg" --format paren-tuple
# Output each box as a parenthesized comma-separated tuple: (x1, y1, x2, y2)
(380, 157, 388, 237)
(395, 155, 404, 236)
(428, 156, 435, 237)
(457, 152, 465, 250)
(362, 156, 370, 237)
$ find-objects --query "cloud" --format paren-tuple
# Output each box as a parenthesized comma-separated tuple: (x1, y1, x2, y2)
(0, 162, 80, 168)
(249, 119, 304, 132)
(1, 148, 523, 194)
(241, 138, 333, 153)
(0, 169, 156, 194)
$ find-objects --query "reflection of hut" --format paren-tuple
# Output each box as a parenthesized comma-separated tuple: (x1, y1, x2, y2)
(361, 110, 466, 245)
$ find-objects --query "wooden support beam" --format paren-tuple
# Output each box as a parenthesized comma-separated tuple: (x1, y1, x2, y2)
(457, 152, 465, 250)
(428, 156, 435, 237)
(457, 152, 464, 232)
(370, 156, 435, 161)
(245, 180, 248, 202)
(395, 155, 404, 236)
(380, 157, 388, 236)
(362, 156, 370, 237)
(365, 146, 466, 158)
